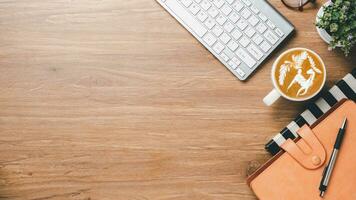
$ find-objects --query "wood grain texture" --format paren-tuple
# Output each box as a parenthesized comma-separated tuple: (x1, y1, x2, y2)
(0, 0, 354, 199)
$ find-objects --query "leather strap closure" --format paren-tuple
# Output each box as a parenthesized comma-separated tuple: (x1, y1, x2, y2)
(280, 125, 326, 169)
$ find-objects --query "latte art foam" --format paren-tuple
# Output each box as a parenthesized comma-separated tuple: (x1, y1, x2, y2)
(274, 49, 325, 99)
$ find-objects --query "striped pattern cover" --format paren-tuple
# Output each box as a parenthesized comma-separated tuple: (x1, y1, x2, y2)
(265, 68, 356, 155)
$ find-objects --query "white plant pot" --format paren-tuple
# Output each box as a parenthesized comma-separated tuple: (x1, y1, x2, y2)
(315, 1, 334, 45)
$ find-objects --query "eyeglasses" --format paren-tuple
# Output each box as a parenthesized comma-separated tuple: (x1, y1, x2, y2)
(281, 0, 316, 11)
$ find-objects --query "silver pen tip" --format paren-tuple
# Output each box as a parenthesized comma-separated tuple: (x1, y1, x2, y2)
(341, 117, 347, 129)
(320, 191, 325, 198)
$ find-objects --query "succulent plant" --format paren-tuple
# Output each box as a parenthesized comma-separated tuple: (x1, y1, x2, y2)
(316, 0, 356, 56)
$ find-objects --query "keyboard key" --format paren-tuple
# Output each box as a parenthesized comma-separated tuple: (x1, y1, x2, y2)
(231, 29, 242, 40)
(250, 6, 259, 14)
(235, 67, 246, 77)
(203, 33, 217, 46)
(241, 8, 251, 19)
(264, 30, 279, 44)
(232, 57, 241, 65)
(236, 48, 256, 68)
(252, 34, 263, 45)
(260, 41, 271, 52)
(213, 42, 225, 53)
(212, 26, 224, 36)
(239, 36, 250, 47)
(208, 7, 219, 18)
(213, 0, 225, 8)
(256, 23, 267, 33)
(220, 52, 230, 61)
(241, 0, 251, 6)
(266, 20, 275, 29)
(248, 15, 259, 26)
(204, 18, 216, 29)
(227, 40, 239, 51)
(220, 32, 231, 44)
(232, 1, 244, 12)
(197, 11, 208, 22)
(181, 0, 193, 7)
(228, 60, 238, 69)
(221, 4, 232, 16)
(236, 19, 248, 30)
(166, 0, 208, 37)
(189, 3, 201, 15)
(222, 49, 234, 59)
(258, 13, 267, 21)
(247, 44, 263, 60)
(228, 12, 240, 23)
(275, 28, 284, 37)
(216, 15, 227, 25)
(223, 21, 235, 32)
(245, 26, 255, 38)
(200, 0, 211, 10)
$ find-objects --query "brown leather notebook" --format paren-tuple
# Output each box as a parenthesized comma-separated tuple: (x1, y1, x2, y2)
(247, 99, 356, 200)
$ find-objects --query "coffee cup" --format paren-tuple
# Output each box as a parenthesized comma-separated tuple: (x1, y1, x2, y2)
(263, 48, 326, 106)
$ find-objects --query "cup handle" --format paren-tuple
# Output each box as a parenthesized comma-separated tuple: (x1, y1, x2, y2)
(263, 89, 281, 106)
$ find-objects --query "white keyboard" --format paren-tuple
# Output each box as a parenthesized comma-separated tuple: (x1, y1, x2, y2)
(157, 0, 294, 80)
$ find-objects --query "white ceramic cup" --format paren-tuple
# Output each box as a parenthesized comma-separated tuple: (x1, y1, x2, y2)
(263, 48, 326, 106)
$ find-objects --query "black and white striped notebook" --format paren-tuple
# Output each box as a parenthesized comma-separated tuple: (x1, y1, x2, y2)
(265, 68, 356, 155)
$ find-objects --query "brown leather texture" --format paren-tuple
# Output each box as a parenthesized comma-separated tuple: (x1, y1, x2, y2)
(249, 100, 356, 200)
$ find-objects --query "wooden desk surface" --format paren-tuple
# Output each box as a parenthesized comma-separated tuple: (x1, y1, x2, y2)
(0, 0, 354, 199)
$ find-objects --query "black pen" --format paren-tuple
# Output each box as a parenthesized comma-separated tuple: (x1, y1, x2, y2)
(319, 117, 347, 198)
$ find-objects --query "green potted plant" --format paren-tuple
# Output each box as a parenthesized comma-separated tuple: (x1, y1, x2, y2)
(315, 0, 356, 56)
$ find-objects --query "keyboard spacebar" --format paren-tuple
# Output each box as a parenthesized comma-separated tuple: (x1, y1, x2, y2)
(165, 0, 207, 37)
